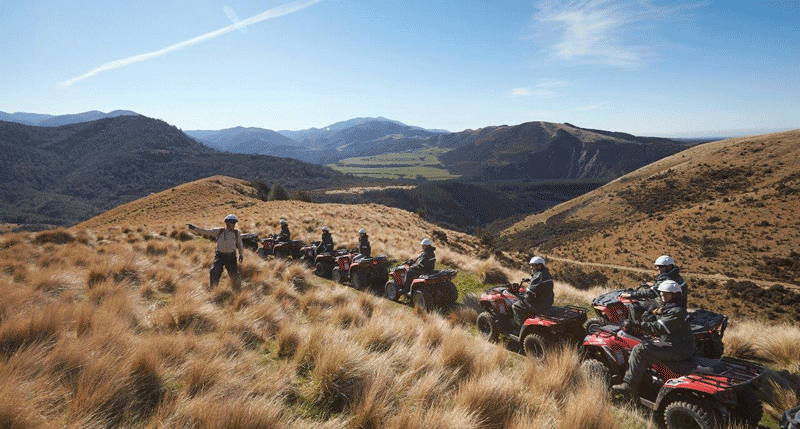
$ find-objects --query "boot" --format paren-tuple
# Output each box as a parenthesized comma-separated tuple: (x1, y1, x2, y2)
(611, 382, 636, 397)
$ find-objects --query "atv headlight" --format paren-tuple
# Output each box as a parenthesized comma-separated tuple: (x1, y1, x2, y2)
(713, 389, 737, 405)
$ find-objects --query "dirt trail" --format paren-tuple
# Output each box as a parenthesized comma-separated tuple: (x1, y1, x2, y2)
(545, 254, 800, 291)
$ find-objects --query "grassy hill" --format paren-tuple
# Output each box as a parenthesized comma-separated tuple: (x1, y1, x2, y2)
(500, 129, 800, 322)
(0, 117, 363, 228)
(1, 175, 798, 428)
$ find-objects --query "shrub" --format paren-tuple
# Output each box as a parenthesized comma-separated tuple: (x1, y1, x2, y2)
(556, 265, 608, 290)
(268, 184, 289, 201)
(33, 229, 75, 245)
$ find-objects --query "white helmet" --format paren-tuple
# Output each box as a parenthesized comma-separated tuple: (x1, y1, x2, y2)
(359, 228, 367, 234)
(657, 280, 682, 293)
(224, 214, 238, 223)
(654, 255, 675, 266)
(280, 219, 287, 225)
(322, 226, 330, 232)
(529, 256, 546, 267)
(421, 238, 432, 246)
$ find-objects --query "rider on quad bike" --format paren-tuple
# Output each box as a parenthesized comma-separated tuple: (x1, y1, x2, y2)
(511, 256, 554, 330)
(611, 280, 696, 397)
(400, 238, 436, 295)
(357, 228, 371, 258)
(277, 218, 290, 242)
(620, 255, 687, 321)
(318, 226, 334, 254)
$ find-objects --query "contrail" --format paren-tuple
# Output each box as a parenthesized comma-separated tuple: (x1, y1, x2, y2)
(60, 0, 325, 86)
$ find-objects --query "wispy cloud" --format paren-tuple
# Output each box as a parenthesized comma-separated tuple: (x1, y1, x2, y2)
(223, 6, 249, 34)
(528, 102, 607, 117)
(532, 0, 703, 67)
(60, 0, 325, 86)
(510, 79, 568, 98)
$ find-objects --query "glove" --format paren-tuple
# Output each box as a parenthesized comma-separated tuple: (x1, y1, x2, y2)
(622, 320, 641, 335)
(186, 224, 195, 230)
(238, 254, 243, 263)
(523, 291, 536, 303)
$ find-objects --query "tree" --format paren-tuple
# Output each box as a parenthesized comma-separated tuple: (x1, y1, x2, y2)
(268, 184, 289, 201)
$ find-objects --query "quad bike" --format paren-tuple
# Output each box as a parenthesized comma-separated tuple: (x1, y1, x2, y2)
(257, 234, 304, 260)
(330, 249, 359, 283)
(384, 261, 458, 311)
(476, 281, 588, 360)
(309, 247, 350, 278)
(782, 405, 800, 429)
(581, 322, 764, 429)
(240, 233, 260, 252)
(331, 251, 389, 292)
(299, 241, 321, 266)
(588, 288, 727, 359)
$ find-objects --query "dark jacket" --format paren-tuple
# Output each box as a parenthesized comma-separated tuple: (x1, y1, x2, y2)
(319, 231, 334, 253)
(278, 225, 291, 242)
(631, 267, 688, 304)
(525, 268, 554, 309)
(359, 234, 371, 258)
(640, 301, 697, 360)
(412, 246, 436, 273)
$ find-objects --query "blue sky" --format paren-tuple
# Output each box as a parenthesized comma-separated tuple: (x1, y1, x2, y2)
(1, 0, 798, 136)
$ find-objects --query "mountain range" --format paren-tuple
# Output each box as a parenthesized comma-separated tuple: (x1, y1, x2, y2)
(0, 115, 357, 227)
(0, 109, 141, 127)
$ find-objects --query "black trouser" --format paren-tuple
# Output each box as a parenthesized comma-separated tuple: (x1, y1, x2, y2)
(210, 251, 240, 290)
(403, 267, 426, 290)
(624, 342, 692, 392)
(512, 300, 547, 327)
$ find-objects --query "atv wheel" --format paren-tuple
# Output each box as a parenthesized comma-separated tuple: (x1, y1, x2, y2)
(522, 333, 547, 361)
(730, 387, 763, 428)
(257, 248, 268, 259)
(332, 267, 343, 284)
(580, 358, 610, 387)
(476, 312, 499, 342)
(662, 399, 719, 429)
(315, 262, 329, 278)
(385, 280, 400, 302)
(351, 271, 365, 290)
(440, 281, 458, 307)
(379, 267, 389, 285)
(586, 317, 603, 334)
(412, 289, 434, 312)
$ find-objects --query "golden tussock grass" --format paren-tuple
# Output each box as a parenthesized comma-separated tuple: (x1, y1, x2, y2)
(725, 320, 800, 371)
(4, 186, 794, 428)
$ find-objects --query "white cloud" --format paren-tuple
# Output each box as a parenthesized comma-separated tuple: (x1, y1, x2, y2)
(60, 0, 325, 86)
(510, 79, 569, 97)
(531, 0, 703, 67)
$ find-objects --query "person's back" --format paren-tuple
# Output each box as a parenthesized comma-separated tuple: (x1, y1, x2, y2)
(320, 228, 334, 253)
(358, 229, 371, 258)
(278, 224, 291, 242)
(527, 268, 554, 310)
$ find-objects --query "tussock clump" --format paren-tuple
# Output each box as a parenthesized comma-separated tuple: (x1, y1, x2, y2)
(726, 321, 800, 371)
(184, 357, 223, 397)
(145, 241, 169, 256)
(446, 305, 478, 328)
(439, 329, 481, 380)
(0, 307, 62, 357)
(153, 300, 218, 334)
(276, 321, 304, 359)
(522, 344, 583, 401)
(453, 371, 525, 429)
(556, 379, 617, 429)
(306, 339, 370, 414)
(385, 405, 481, 429)
(474, 259, 509, 285)
(172, 396, 289, 429)
(33, 229, 75, 245)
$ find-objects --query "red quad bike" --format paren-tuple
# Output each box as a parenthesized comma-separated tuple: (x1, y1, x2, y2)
(310, 248, 350, 278)
(331, 252, 390, 292)
(384, 261, 458, 311)
(476, 281, 588, 360)
(581, 323, 765, 429)
(588, 288, 728, 359)
(257, 234, 304, 260)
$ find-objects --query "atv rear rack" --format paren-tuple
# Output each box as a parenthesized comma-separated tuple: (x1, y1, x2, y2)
(532, 305, 589, 324)
(680, 356, 765, 390)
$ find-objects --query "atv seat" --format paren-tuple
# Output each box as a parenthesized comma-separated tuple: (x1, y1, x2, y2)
(660, 356, 726, 376)
(420, 269, 456, 280)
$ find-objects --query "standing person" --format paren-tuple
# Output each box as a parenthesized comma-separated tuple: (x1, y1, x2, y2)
(277, 218, 290, 242)
(612, 280, 696, 396)
(511, 256, 554, 329)
(318, 226, 334, 253)
(187, 214, 244, 291)
(358, 228, 371, 258)
(401, 238, 436, 294)
(621, 255, 688, 320)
